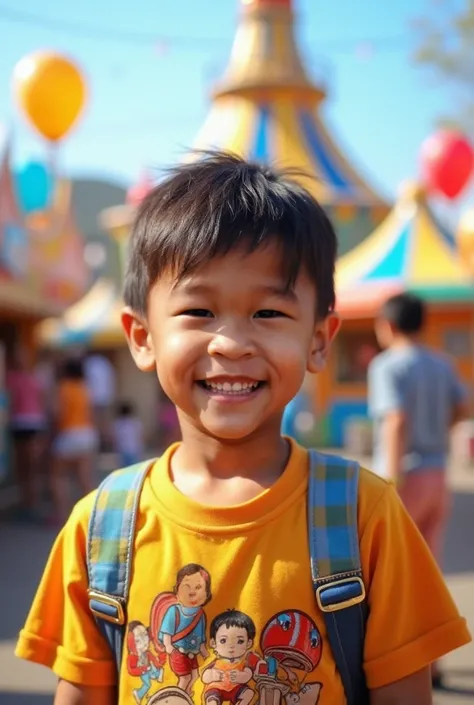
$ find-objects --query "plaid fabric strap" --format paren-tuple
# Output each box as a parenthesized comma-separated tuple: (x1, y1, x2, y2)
(87, 460, 152, 670)
(308, 449, 369, 705)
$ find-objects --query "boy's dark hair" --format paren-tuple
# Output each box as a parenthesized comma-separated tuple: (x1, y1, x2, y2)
(210, 609, 256, 642)
(380, 293, 426, 334)
(61, 358, 84, 380)
(124, 151, 337, 319)
(117, 401, 134, 417)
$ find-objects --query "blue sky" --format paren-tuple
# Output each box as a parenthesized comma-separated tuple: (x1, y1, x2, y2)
(0, 0, 460, 198)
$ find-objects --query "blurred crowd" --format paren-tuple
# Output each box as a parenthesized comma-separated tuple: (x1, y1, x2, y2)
(5, 347, 180, 525)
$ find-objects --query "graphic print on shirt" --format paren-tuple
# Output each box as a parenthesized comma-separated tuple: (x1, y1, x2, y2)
(127, 621, 166, 704)
(201, 610, 257, 705)
(149, 563, 212, 696)
(128, 565, 323, 705)
(254, 611, 322, 705)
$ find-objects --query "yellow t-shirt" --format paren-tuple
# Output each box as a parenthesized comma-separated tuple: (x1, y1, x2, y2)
(16, 441, 471, 705)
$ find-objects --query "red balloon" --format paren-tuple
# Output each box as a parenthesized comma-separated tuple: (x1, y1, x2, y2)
(420, 130, 474, 200)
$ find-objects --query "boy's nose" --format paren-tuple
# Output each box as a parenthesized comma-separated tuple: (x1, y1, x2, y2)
(207, 325, 256, 359)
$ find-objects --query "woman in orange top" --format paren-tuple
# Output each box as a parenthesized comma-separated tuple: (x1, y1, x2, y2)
(50, 358, 98, 524)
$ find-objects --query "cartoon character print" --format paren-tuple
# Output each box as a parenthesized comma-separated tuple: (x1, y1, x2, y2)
(127, 620, 166, 704)
(148, 686, 194, 705)
(150, 564, 212, 696)
(254, 611, 323, 705)
(201, 610, 256, 705)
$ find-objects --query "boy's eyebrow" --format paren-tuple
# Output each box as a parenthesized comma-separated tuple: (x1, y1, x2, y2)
(170, 281, 298, 302)
(258, 285, 298, 302)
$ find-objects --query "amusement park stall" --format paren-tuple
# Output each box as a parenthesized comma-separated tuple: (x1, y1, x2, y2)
(0, 136, 89, 485)
(314, 182, 474, 448)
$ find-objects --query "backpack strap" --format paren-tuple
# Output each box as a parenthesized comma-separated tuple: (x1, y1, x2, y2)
(308, 449, 369, 705)
(86, 460, 153, 672)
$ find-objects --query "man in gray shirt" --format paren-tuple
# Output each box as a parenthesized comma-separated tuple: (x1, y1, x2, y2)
(367, 293, 469, 688)
(368, 293, 468, 546)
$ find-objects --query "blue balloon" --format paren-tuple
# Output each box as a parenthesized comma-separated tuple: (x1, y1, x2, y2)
(15, 161, 52, 214)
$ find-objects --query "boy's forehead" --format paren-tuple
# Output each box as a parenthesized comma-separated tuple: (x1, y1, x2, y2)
(167, 254, 305, 295)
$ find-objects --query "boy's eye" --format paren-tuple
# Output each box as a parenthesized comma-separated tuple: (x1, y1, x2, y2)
(180, 309, 213, 318)
(254, 310, 286, 319)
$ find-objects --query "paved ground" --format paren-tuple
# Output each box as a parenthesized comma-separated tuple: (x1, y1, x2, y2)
(1, 460, 473, 704)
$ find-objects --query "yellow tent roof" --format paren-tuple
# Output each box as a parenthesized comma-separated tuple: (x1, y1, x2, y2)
(336, 182, 474, 316)
(193, 0, 385, 206)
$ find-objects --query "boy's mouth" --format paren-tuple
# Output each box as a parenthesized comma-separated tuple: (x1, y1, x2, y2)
(196, 378, 265, 396)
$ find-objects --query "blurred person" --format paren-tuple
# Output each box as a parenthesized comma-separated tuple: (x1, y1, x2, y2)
(368, 292, 469, 688)
(84, 351, 117, 451)
(112, 400, 144, 467)
(50, 358, 98, 524)
(6, 346, 47, 520)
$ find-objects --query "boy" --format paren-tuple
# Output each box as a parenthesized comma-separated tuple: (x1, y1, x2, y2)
(16, 153, 470, 704)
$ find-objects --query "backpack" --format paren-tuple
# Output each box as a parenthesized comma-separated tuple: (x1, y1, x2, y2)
(86, 449, 368, 705)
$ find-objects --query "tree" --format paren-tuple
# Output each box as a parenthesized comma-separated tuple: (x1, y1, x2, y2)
(412, 0, 474, 135)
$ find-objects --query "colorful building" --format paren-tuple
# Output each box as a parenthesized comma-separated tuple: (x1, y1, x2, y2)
(315, 181, 474, 447)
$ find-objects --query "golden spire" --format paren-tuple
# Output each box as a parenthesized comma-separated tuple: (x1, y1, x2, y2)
(214, 0, 325, 103)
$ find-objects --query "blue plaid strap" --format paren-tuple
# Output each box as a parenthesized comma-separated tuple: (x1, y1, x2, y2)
(87, 461, 152, 672)
(308, 450, 369, 705)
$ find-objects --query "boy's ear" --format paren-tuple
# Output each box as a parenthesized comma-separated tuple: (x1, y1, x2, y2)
(307, 313, 340, 373)
(121, 307, 156, 372)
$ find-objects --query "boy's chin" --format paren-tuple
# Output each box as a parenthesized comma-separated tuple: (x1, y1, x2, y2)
(198, 417, 268, 442)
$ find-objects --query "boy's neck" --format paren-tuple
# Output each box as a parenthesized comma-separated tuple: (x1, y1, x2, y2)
(390, 333, 420, 349)
(172, 422, 290, 484)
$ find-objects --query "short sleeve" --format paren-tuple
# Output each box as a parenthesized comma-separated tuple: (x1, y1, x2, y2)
(360, 482, 471, 689)
(367, 358, 404, 417)
(15, 496, 116, 686)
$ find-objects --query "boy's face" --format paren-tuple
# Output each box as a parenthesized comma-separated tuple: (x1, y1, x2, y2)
(123, 244, 338, 441)
(210, 624, 252, 659)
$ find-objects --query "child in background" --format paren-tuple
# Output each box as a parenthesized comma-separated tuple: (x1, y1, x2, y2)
(50, 358, 98, 524)
(6, 346, 47, 520)
(112, 401, 144, 466)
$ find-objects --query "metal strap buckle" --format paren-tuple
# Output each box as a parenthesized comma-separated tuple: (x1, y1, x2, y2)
(88, 589, 125, 625)
(315, 576, 366, 613)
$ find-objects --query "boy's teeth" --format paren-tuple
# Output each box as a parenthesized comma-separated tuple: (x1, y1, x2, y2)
(204, 380, 258, 393)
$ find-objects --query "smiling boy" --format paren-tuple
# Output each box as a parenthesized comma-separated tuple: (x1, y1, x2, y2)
(16, 153, 470, 705)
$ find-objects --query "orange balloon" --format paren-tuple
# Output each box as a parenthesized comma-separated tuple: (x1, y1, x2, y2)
(13, 51, 86, 142)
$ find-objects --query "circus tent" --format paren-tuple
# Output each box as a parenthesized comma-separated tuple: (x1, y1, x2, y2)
(194, 0, 388, 252)
(336, 182, 474, 318)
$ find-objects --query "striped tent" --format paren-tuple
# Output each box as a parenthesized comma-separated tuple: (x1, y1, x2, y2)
(39, 277, 124, 347)
(336, 182, 474, 317)
(194, 0, 385, 210)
